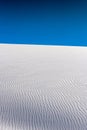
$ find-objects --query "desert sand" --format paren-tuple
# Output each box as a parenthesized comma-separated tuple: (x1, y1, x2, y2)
(0, 44, 87, 130)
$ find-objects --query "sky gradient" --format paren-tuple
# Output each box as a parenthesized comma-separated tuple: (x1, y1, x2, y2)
(0, 0, 87, 46)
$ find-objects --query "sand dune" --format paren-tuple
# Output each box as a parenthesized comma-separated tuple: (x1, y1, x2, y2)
(0, 44, 87, 130)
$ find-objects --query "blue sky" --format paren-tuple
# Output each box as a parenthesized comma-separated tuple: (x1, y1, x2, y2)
(0, 0, 87, 46)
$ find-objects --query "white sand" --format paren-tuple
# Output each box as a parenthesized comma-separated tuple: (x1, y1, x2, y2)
(0, 44, 87, 130)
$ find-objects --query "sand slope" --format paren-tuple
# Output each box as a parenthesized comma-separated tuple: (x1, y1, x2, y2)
(0, 44, 87, 130)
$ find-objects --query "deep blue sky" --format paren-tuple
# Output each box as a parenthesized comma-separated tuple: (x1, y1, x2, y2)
(0, 0, 87, 46)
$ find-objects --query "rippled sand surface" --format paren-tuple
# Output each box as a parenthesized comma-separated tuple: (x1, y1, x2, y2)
(0, 44, 87, 130)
